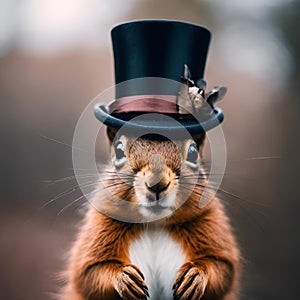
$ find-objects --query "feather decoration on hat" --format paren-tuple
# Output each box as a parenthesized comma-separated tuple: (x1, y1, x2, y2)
(177, 64, 227, 117)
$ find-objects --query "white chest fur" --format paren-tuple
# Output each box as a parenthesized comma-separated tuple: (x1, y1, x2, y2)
(129, 227, 186, 300)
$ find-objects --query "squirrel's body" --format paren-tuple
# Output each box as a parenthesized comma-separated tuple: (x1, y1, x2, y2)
(59, 133, 240, 300)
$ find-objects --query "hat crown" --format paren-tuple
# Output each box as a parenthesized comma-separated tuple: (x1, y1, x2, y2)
(111, 20, 211, 97)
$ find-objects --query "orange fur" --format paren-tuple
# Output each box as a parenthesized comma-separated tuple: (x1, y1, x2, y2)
(59, 132, 240, 300)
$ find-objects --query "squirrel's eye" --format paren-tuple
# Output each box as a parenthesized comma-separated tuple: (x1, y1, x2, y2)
(115, 141, 125, 160)
(186, 144, 198, 164)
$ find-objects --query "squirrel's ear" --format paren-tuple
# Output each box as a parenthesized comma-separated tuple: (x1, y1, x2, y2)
(106, 127, 117, 144)
(192, 132, 206, 151)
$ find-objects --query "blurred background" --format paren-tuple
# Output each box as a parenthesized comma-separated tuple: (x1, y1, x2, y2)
(0, 0, 299, 299)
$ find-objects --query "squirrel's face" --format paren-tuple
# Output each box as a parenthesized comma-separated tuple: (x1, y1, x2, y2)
(107, 131, 205, 219)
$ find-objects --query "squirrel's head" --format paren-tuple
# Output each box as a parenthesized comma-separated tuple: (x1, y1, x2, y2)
(103, 127, 206, 221)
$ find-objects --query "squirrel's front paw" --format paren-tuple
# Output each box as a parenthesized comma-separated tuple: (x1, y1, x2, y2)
(115, 264, 149, 300)
(173, 262, 208, 300)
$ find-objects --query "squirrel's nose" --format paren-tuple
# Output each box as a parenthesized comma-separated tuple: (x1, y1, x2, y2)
(146, 181, 170, 194)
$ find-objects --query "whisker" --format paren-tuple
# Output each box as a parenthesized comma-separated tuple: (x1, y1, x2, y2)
(105, 171, 135, 176)
(178, 187, 216, 202)
(178, 172, 224, 178)
(40, 134, 88, 153)
(56, 194, 87, 217)
(101, 177, 133, 182)
(69, 167, 98, 172)
(181, 181, 268, 208)
(181, 182, 247, 201)
(179, 181, 207, 188)
(42, 175, 76, 184)
(244, 156, 280, 161)
(100, 174, 132, 178)
(202, 155, 280, 167)
(108, 185, 134, 199)
(179, 185, 205, 195)
(39, 180, 102, 210)
(179, 185, 264, 219)
(217, 187, 244, 200)
(122, 186, 135, 199)
(56, 187, 103, 217)
(102, 181, 133, 189)
(42, 174, 100, 186)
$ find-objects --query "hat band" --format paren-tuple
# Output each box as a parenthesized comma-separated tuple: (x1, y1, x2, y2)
(108, 95, 178, 114)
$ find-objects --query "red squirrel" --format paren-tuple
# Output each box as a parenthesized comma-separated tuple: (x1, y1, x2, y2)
(59, 128, 240, 300)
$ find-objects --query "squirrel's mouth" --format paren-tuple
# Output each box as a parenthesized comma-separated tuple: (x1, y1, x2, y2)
(137, 189, 178, 219)
(145, 192, 165, 202)
(141, 202, 175, 218)
(142, 193, 176, 210)
(144, 203, 166, 212)
(134, 181, 178, 218)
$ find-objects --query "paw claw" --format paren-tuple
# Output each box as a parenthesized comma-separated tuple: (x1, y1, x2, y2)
(115, 265, 148, 300)
(173, 263, 208, 300)
(143, 286, 149, 298)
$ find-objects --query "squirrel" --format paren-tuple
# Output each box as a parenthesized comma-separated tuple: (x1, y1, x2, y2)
(59, 127, 240, 300)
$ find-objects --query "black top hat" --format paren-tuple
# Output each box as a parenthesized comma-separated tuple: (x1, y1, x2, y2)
(94, 20, 225, 136)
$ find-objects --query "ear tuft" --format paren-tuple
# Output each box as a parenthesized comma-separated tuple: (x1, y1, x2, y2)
(192, 132, 206, 150)
(106, 127, 117, 144)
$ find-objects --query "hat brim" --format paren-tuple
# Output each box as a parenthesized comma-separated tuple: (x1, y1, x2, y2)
(94, 103, 224, 136)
